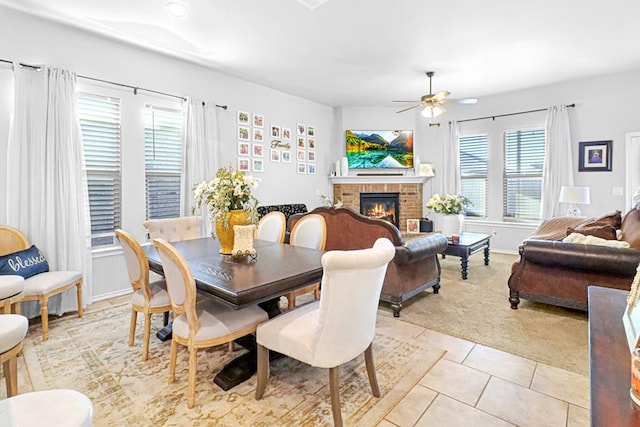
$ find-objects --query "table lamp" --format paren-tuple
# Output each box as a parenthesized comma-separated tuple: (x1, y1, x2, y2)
(558, 186, 590, 216)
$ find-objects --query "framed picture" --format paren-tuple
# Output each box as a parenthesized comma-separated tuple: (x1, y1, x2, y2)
(308, 137, 315, 150)
(297, 149, 306, 161)
(297, 137, 306, 148)
(253, 113, 264, 128)
(406, 219, 420, 234)
(271, 125, 281, 138)
(270, 149, 281, 162)
(579, 140, 612, 172)
(238, 158, 250, 171)
(237, 126, 250, 141)
(253, 143, 264, 157)
(297, 162, 306, 174)
(307, 126, 315, 137)
(307, 151, 315, 162)
(252, 158, 264, 173)
(238, 142, 250, 156)
(237, 110, 250, 125)
(307, 163, 316, 175)
(253, 128, 263, 142)
(282, 127, 291, 140)
(282, 151, 292, 163)
(297, 123, 306, 136)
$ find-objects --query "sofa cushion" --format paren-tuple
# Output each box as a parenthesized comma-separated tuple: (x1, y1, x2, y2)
(567, 224, 617, 240)
(622, 209, 640, 248)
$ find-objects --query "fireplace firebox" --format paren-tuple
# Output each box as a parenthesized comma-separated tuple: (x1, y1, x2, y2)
(360, 192, 400, 229)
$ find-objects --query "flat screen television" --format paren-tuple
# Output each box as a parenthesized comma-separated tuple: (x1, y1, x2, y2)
(346, 130, 413, 169)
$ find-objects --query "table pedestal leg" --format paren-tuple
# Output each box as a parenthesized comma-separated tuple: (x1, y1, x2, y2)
(214, 297, 281, 391)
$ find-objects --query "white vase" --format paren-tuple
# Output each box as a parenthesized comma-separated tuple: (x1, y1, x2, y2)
(340, 157, 349, 176)
(335, 159, 342, 176)
(440, 214, 464, 238)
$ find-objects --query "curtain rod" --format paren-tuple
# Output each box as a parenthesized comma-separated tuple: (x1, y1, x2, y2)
(0, 58, 228, 110)
(453, 103, 575, 124)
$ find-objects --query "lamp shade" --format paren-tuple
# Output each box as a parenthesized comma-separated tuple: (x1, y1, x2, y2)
(558, 186, 591, 205)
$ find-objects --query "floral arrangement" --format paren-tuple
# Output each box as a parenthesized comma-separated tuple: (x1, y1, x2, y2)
(320, 193, 343, 208)
(192, 166, 260, 228)
(426, 193, 471, 215)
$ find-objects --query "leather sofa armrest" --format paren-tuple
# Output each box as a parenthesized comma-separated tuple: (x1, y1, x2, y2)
(519, 239, 640, 276)
(394, 233, 448, 264)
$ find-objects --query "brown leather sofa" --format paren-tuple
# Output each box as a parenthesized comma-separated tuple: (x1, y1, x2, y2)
(508, 209, 640, 311)
(290, 207, 448, 317)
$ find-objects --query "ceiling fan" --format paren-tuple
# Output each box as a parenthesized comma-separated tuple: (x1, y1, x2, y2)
(394, 71, 477, 117)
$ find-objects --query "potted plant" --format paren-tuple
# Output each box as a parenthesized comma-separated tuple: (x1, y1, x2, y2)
(425, 193, 471, 237)
(193, 166, 260, 254)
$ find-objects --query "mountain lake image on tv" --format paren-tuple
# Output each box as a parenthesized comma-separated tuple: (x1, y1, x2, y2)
(346, 130, 413, 169)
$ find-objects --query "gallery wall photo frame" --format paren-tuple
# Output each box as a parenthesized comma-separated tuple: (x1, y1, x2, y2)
(578, 140, 612, 172)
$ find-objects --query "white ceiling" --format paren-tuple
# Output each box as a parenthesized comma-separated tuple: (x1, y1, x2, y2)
(2, 0, 640, 107)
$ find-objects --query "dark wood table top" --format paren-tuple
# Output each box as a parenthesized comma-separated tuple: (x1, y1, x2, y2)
(143, 237, 324, 309)
(588, 285, 640, 426)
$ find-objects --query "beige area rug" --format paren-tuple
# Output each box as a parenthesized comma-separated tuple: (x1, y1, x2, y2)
(390, 252, 589, 375)
(20, 303, 444, 426)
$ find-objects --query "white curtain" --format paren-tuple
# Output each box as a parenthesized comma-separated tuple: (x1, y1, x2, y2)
(7, 65, 92, 317)
(443, 120, 460, 195)
(541, 105, 573, 218)
(180, 98, 219, 236)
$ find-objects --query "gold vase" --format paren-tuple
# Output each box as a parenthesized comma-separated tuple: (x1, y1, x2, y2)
(215, 209, 250, 255)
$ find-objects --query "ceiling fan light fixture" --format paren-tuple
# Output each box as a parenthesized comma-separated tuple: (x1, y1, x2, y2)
(421, 104, 445, 118)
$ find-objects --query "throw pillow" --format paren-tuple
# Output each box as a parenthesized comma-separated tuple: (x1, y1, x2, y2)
(622, 209, 640, 248)
(582, 210, 622, 229)
(563, 233, 631, 248)
(567, 224, 617, 240)
(0, 245, 50, 278)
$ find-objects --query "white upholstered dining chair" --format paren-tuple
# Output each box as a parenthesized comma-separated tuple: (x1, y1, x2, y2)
(286, 213, 326, 309)
(0, 275, 25, 314)
(256, 211, 286, 243)
(115, 229, 171, 361)
(152, 238, 269, 409)
(143, 216, 203, 242)
(0, 389, 93, 426)
(0, 313, 28, 398)
(0, 226, 83, 340)
(255, 238, 395, 427)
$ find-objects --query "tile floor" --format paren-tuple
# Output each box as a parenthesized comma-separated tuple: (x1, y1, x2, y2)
(4, 294, 590, 426)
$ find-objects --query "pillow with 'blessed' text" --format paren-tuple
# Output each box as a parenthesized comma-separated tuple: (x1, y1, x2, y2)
(0, 245, 50, 279)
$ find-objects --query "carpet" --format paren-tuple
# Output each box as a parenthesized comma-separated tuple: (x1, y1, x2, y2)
(20, 303, 444, 426)
(390, 252, 589, 375)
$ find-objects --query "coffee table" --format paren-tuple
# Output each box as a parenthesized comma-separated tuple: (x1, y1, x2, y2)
(442, 232, 490, 280)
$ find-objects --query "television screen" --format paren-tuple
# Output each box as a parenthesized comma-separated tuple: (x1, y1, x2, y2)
(346, 130, 413, 169)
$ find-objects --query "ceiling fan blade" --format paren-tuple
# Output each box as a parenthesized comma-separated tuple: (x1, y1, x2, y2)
(454, 98, 478, 104)
(392, 100, 420, 103)
(396, 104, 422, 113)
(432, 91, 450, 102)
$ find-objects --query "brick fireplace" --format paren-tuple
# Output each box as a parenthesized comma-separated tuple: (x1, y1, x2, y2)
(331, 177, 426, 232)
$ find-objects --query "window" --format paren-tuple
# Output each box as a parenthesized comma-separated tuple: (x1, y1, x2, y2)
(503, 128, 546, 220)
(78, 93, 122, 247)
(459, 134, 488, 217)
(144, 105, 184, 220)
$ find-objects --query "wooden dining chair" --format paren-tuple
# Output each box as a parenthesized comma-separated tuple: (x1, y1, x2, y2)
(0, 275, 25, 314)
(256, 211, 286, 243)
(0, 313, 29, 397)
(152, 238, 269, 409)
(143, 216, 203, 242)
(286, 214, 326, 309)
(0, 226, 83, 341)
(0, 389, 93, 426)
(255, 238, 396, 426)
(115, 229, 171, 361)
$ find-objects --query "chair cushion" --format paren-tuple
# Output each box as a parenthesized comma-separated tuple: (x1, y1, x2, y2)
(257, 301, 321, 366)
(0, 389, 93, 427)
(131, 279, 170, 308)
(0, 245, 49, 279)
(0, 314, 28, 353)
(173, 299, 268, 342)
(23, 271, 82, 296)
(0, 275, 25, 299)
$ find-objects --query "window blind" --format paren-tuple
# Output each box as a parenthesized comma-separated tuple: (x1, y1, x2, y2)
(503, 128, 546, 220)
(459, 134, 488, 217)
(78, 93, 122, 247)
(144, 106, 184, 220)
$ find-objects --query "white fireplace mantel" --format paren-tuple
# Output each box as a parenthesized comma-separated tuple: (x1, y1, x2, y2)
(328, 175, 430, 185)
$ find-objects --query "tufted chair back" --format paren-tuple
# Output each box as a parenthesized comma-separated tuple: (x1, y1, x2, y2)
(143, 216, 203, 242)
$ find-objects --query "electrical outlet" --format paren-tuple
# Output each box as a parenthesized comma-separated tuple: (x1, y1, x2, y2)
(492, 230, 497, 236)
(613, 187, 624, 196)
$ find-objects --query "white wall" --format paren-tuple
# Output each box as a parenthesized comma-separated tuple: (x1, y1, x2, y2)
(0, 6, 335, 300)
(338, 69, 640, 252)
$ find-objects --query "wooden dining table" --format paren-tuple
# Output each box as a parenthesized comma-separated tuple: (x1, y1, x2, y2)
(142, 237, 324, 390)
